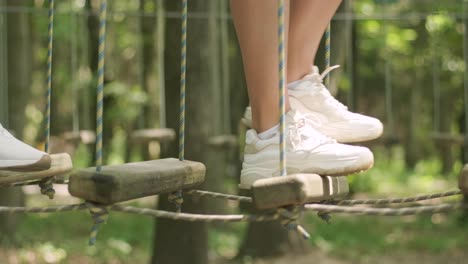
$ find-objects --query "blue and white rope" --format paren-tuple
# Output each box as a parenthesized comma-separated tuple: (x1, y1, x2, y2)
(44, 0, 54, 153)
(39, 0, 55, 200)
(179, 0, 187, 162)
(95, 0, 107, 172)
(87, 0, 108, 245)
(278, 0, 287, 177)
(172, 0, 189, 213)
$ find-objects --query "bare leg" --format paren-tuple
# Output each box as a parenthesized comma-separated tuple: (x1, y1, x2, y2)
(230, 0, 290, 133)
(288, 0, 341, 82)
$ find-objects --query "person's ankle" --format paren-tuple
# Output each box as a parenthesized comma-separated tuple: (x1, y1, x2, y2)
(257, 124, 279, 140)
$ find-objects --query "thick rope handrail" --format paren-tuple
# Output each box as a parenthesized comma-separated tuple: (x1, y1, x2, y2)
(331, 190, 463, 206)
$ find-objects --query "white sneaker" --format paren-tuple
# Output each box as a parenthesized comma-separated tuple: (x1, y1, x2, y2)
(242, 66, 383, 143)
(0, 123, 51, 171)
(240, 110, 374, 189)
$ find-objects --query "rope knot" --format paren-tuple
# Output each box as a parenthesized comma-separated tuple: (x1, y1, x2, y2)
(168, 191, 184, 213)
(39, 178, 56, 199)
(278, 206, 310, 239)
(86, 202, 109, 246)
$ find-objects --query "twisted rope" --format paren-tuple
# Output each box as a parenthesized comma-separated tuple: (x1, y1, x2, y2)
(38, 177, 56, 199)
(278, 206, 310, 239)
(39, 0, 56, 199)
(86, 0, 107, 245)
(0, 204, 87, 213)
(171, 0, 189, 213)
(1, 201, 466, 220)
(179, 0, 187, 162)
(185, 190, 253, 203)
(110, 205, 280, 222)
(168, 191, 184, 213)
(324, 24, 331, 87)
(2, 178, 69, 187)
(44, 0, 54, 153)
(86, 202, 109, 246)
(305, 202, 467, 216)
(278, 0, 286, 177)
(95, 0, 107, 172)
(332, 190, 463, 206)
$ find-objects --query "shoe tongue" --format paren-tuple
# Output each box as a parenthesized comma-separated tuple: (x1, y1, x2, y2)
(286, 109, 301, 121)
(311, 66, 320, 75)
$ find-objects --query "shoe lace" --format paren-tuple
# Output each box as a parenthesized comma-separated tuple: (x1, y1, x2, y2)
(288, 112, 335, 151)
(303, 65, 348, 111)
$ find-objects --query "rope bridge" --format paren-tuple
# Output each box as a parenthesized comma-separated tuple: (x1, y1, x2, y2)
(1, 0, 468, 247)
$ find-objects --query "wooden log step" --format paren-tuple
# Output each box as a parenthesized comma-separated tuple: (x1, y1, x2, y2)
(208, 134, 238, 149)
(459, 164, 468, 195)
(68, 158, 206, 204)
(251, 174, 349, 209)
(0, 153, 73, 186)
(430, 132, 465, 146)
(131, 128, 176, 144)
(63, 130, 96, 145)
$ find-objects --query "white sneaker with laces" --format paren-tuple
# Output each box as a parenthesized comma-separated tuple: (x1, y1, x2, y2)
(0, 123, 51, 171)
(240, 110, 374, 189)
(242, 66, 383, 143)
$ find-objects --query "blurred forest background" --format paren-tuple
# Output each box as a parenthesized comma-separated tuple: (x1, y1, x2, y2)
(0, 0, 468, 263)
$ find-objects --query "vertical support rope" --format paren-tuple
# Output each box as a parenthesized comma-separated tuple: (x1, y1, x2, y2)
(95, 0, 107, 172)
(179, 0, 187, 162)
(431, 0, 439, 133)
(324, 24, 331, 87)
(44, 0, 54, 153)
(87, 1, 109, 245)
(0, 0, 8, 127)
(39, 0, 55, 200)
(278, 0, 286, 177)
(463, 0, 468, 161)
(172, 0, 189, 213)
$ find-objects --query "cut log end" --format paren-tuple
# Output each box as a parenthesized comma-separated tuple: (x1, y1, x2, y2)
(251, 174, 349, 209)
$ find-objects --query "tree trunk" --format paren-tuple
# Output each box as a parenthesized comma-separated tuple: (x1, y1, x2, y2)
(237, 197, 311, 259)
(152, 1, 220, 263)
(0, 0, 7, 125)
(0, 0, 32, 243)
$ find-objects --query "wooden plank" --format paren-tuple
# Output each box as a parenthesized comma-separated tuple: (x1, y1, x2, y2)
(68, 158, 206, 204)
(63, 130, 96, 145)
(325, 176, 349, 199)
(131, 128, 176, 143)
(430, 132, 465, 145)
(207, 134, 238, 149)
(252, 174, 349, 209)
(0, 153, 73, 186)
(459, 164, 468, 194)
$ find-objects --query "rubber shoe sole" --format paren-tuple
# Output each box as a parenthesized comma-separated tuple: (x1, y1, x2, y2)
(0, 155, 52, 172)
